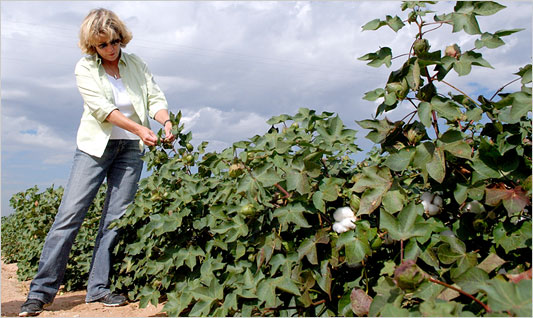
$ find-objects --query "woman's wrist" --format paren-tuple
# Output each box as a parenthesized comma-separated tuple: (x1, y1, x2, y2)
(163, 119, 171, 126)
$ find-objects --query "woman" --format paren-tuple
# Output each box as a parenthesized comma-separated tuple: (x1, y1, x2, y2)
(19, 8, 173, 317)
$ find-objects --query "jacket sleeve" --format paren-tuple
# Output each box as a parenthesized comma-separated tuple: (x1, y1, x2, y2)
(135, 55, 168, 119)
(74, 59, 118, 123)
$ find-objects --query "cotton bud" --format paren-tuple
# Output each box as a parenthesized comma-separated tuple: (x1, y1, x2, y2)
(394, 260, 427, 292)
(340, 217, 356, 230)
(445, 44, 461, 58)
(333, 222, 349, 234)
(413, 38, 430, 56)
(333, 207, 355, 222)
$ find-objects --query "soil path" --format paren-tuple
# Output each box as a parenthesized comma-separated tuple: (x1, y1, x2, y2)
(1, 261, 166, 317)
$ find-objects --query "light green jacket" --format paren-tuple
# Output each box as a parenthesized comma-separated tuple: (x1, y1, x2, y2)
(74, 51, 168, 157)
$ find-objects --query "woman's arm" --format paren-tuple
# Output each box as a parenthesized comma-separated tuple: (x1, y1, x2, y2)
(154, 109, 174, 142)
(106, 110, 158, 146)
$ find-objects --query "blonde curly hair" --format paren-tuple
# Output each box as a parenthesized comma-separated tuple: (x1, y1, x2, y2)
(78, 8, 132, 55)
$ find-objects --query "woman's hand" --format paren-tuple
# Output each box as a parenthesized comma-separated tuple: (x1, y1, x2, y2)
(136, 126, 158, 146)
(163, 121, 175, 143)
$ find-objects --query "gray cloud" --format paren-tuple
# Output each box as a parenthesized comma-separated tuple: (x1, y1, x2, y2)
(2, 1, 531, 215)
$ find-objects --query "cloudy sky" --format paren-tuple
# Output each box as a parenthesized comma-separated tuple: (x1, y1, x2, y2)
(1, 1, 531, 216)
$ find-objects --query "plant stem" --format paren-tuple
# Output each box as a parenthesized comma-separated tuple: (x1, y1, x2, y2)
(400, 240, 404, 263)
(275, 183, 291, 199)
(428, 277, 492, 313)
(490, 77, 521, 101)
(440, 80, 481, 107)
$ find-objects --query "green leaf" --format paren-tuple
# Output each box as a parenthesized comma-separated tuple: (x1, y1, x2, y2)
(477, 253, 506, 274)
(419, 299, 467, 317)
(357, 118, 397, 144)
(352, 166, 393, 215)
(363, 88, 385, 101)
(440, 129, 472, 159)
(426, 145, 446, 183)
(454, 183, 468, 205)
(272, 203, 311, 230)
(286, 170, 311, 195)
(475, 32, 505, 49)
(319, 177, 344, 202)
(313, 260, 332, 299)
(255, 165, 281, 187)
(298, 239, 317, 265)
(379, 202, 430, 241)
(473, 1, 506, 16)
(358, 47, 392, 68)
(497, 92, 532, 123)
(515, 64, 531, 84)
(493, 221, 532, 253)
(431, 97, 463, 121)
(451, 12, 481, 35)
(276, 276, 301, 296)
(382, 190, 406, 214)
(380, 303, 411, 317)
(267, 113, 290, 125)
(480, 279, 532, 317)
(361, 18, 385, 31)
(454, 51, 494, 76)
(455, 267, 489, 294)
(312, 191, 325, 212)
(385, 15, 405, 32)
(384, 148, 414, 171)
(418, 102, 433, 127)
(257, 278, 279, 308)
(407, 59, 421, 90)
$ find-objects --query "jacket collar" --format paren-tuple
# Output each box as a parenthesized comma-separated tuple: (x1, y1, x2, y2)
(94, 50, 127, 66)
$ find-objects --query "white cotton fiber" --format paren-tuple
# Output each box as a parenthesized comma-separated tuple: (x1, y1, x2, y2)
(333, 207, 354, 222)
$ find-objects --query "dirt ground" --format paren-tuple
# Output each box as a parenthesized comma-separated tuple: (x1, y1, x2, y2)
(1, 261, 166, 317)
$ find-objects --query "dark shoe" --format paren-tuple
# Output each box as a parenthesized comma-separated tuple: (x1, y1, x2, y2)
(19, 299, 45, 317)
(90, 293, 128, 307)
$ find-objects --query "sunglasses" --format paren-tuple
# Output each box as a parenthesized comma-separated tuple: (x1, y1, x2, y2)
(97, 38, 121, 49)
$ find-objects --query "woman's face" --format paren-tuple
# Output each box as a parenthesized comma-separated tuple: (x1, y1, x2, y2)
(95, 35, 121, 63)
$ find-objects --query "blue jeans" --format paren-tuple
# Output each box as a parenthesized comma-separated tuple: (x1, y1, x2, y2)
(27, 140, 143, 304)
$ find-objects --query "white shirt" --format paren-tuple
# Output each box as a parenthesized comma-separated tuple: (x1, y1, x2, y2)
(106, 74, 141, 140)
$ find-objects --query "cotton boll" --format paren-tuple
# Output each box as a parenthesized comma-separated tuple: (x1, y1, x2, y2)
(464, 200, 485, 214)
(426, 203, 440, 216)
(383, 233, 394, 245)
(333, 207, 355, 222)
(340, 217, 356, 230)
(441, 230, 455, 237)
(333, 222, 349, 233)
(432, 195, 443, 207)
(421, 192, 434, 203)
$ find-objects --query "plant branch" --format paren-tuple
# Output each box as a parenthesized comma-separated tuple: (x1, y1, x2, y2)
(421, 23, 445, 36)
(490, 77, 521, 101)
(275, 183, 291, 199)
(428, 277, 492, 313)
(400, 110, 417, 123)
(400, 240, 404, 263)
(440, 80, 481, 107)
